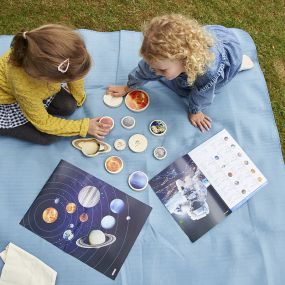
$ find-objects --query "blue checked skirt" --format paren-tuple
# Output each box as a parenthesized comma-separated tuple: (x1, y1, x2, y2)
(0, 96, 54, 129)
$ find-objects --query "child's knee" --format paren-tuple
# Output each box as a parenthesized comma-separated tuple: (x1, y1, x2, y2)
(63, 99, 77, 116)
(48, 96, 77, 116)
(49, 87, 77, 116)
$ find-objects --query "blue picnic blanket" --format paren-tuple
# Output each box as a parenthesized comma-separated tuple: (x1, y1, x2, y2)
(0, 29, 284, 285)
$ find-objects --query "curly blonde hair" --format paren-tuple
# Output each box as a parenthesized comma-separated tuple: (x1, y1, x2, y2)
(140, 14, 215, 85)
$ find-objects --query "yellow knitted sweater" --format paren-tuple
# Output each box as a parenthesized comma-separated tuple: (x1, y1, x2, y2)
(0, 50, 89, 137)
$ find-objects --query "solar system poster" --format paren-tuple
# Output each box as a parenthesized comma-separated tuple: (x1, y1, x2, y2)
(20, 160, 152, 280)
(149, 154, 231, 242)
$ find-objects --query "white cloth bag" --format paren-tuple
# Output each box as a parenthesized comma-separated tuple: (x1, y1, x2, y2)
(0, 243, 57, 285)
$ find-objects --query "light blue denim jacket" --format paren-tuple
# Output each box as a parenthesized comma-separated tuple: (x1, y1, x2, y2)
(127, 25, 243, 114)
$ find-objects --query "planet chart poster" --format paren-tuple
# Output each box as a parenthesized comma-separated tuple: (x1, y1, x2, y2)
(149, 129, 267, 242)
(20, 160, 152, 280)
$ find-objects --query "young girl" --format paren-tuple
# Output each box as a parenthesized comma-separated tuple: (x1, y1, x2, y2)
(0, 24, 111, 144)
(107, 14, 253, 132)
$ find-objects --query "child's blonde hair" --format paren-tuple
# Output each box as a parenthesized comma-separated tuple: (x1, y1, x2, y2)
(9, 24, 91, 82)
(140, 14, 215, 85)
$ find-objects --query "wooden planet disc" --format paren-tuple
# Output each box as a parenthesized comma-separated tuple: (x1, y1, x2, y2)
(125, 90, 150, 112)
(128, 134, 148, 153)
(99, 116, 114, 129)
(128, 171, 149, 191)
(149, 119, 167, 136)
(153, 146, 167, 160)
(105, 156, 124, 174)
(103, 94, 123, 108)
(121, 116, 135, 129)
(114, 139, 126, 151)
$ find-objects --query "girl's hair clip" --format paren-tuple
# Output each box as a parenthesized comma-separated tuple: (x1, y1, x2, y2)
(58, 58, 70, 73)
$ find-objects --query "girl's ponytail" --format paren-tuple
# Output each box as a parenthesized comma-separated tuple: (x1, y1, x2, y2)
(9, 30, 29, 67)
(8, 24, 91, 82)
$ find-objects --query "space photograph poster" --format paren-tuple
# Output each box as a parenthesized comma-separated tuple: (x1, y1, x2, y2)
(149, 129, 267, 242)
(20, 160, 152, 280)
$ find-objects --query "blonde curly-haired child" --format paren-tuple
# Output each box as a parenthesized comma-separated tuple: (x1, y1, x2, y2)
(108, 14, 253, 132)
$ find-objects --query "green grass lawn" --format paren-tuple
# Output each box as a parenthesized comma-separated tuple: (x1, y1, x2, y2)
(1, 0, 284, 157)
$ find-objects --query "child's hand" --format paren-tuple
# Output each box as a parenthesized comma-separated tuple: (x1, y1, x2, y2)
(88, 117, 112, 140)
(107, 85, 130, 97)
(188, 112, 212, 132)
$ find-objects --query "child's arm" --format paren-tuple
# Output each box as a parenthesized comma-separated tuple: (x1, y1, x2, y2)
(15, 95, 110, 139)
(188, 85, 215, 115)
(107, 85, 131, 97)
(67, 78, 86, 106)
(16, 93, 90, 137)
(188, 85, 215, 132)
(127, 59, 161, 88)
(107, 59, 161, 96)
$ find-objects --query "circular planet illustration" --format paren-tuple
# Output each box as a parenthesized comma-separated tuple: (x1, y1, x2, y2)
(125, 90, 149, 112)
(81, 141, 100, 156)
(103, 94, 123, 108)
(105, 156, 123, 174)
(99, 116, 114, 129)
(76, 230, 116, 249)
(79, 213, 89, 222)
(110, 199, 125, 214)
(149, 120, 167, 136)
(78, 186, 100, 208)
(121, 116, 135, 129)
(101, 215, 116, 229)
(63, 229, 74, 241)
(66, 202, 77, 214)
(128, 134, 148, 153)
(114, 139, 126, 151)
(128, 171, 148, 191)
(42, 207, 58, 224)
(54, 198, 60, 204)
(89, 230, 106, 245)
(153, 146, 167, 160)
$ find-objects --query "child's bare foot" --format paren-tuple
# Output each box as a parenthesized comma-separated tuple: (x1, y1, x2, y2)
(239, 55, 254, 71)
